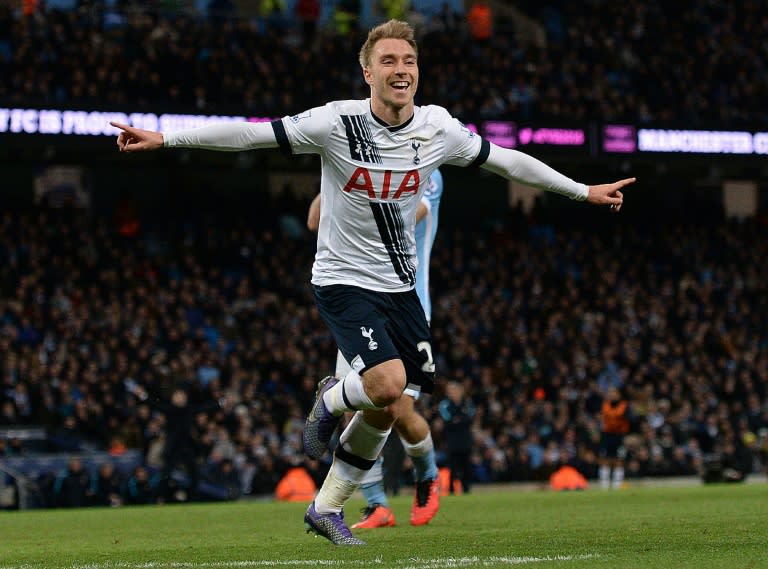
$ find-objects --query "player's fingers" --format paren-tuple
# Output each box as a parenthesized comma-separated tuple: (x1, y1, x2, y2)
(609, 187, 624, 212)
(110, 121, 133, 133)
(614, 177, 636, 189)
(116, 131, 129, 151)
(121, 140, 144, 153)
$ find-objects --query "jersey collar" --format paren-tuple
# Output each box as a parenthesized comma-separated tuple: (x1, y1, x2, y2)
(369, 105, 415, 133)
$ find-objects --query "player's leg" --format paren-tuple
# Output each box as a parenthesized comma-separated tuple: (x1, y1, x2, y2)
(334, 350, 396, 529)
(350, 455, 397, 528)
(389, 395, 440, 525)
(304, 287, 432, 543)
(305, 358, 402, 544)
(611, 440, 626, 489)
(304, 285, 406, 460)
(598, 433, 619, 489)
(305, 395, 398, 544)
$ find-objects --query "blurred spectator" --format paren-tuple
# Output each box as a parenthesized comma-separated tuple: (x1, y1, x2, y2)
(295, 0, 320, 47)
(333, 0, 360, 36)
(378, 0, 408, 21)
(438, 381, 476, 494)
(156, 388, 218, 500)
(466, 0, 492, 44)
(125, 466, 160, 505)
(53, 457, 90, 508)
(598, 387, 632, 489)
(88, 461, 124, 507)
(719, 440, 752, 483)
(202, 452, 241, 500)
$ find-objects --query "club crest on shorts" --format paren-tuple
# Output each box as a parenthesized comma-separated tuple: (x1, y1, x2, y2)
(360, 327, 378, 350)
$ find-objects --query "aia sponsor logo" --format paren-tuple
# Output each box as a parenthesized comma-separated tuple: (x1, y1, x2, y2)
(342, 167, 420, 200)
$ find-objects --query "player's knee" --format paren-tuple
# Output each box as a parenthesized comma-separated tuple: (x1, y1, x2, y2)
(363, 362, 407, 407)
(370, 380, 405, 407)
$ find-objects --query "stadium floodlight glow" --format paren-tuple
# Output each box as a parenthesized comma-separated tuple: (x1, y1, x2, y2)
(637, 129, 754, 154)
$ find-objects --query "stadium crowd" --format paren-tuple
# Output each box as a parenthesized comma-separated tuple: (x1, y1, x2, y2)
(1, 0, 768, 507)
(2, 0, 767, 125)
(1, 193, 766, 506)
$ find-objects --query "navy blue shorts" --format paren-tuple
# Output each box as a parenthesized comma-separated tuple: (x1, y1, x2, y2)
(314, 284, 435, 395)
(599, 433, 626, 459)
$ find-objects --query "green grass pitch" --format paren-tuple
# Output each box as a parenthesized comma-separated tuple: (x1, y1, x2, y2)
(1, 483, 766, 569)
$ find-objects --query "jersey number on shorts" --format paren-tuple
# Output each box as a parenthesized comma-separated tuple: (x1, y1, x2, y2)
(417, 341, 436, 373)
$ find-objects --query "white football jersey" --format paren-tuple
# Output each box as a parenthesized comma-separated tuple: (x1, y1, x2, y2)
(274, 99, 488, 292)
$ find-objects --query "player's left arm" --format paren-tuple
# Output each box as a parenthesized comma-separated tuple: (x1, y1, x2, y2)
(416, 198, 429, 224)
(481, 144, 634, 212)
(307, 194, 321, 232)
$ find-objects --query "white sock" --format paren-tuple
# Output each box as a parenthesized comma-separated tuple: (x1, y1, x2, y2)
(612, 466, 624, 489)
(323, 369, 378, 415)
(599, 465, 611, 489)
(399, 433, 434, 457)
(315, 413, 391, 514)
(360, 457, 384, 485)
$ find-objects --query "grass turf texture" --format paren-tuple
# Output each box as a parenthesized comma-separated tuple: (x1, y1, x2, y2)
(1, 484, 765, 569)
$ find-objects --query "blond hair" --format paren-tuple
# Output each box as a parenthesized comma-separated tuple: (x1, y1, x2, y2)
(358, 19, 418, 68)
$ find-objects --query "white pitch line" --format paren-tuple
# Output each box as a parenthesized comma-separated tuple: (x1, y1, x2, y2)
(0, 553, 599, 569)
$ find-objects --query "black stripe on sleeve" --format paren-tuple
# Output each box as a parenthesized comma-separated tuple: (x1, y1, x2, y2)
(270, 119, 292, 155)
(468, 138, 491, 168)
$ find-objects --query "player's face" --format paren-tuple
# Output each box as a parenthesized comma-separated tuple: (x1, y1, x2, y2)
(364, 38, 419, 118)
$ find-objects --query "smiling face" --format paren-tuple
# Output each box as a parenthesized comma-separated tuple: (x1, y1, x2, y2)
(363, 37, 419, 125)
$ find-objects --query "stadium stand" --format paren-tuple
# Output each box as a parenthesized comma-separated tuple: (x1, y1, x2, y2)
(0, 0, 767, 508)
(2, 0, 767, 125)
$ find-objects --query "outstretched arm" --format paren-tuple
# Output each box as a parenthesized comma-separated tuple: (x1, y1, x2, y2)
(481, 144, 634, 212)
(110, 121, 280, 153)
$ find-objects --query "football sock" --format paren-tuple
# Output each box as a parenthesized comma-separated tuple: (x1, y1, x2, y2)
(323, 369, 378, 415)
(400, 433, 438, 482)
(315, 413, 390, 514)
(359, 457, 389, 508)
(599, 465, 611, 488)
(612, 466, 625, 489)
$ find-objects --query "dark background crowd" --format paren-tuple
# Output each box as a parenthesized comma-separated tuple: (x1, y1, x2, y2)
(1, 0, 767, 509)
(1, 194, 766, 507)
(2, 0, 768, 125)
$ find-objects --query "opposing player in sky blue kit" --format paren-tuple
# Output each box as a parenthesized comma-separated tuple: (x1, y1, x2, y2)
(110, 19, 634, 546)
(307, 169, 444, 529)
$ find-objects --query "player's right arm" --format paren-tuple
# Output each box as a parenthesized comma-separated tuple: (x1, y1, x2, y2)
(110, 121, 280, 153)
